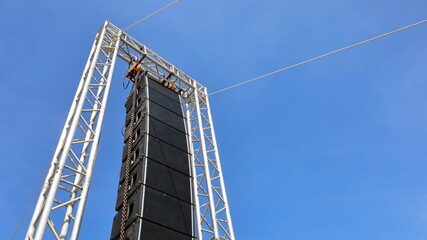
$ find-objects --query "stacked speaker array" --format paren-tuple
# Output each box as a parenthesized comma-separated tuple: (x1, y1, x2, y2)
(110, 76, 193, 240)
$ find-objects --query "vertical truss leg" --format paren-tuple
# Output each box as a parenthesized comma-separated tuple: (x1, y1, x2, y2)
(187, 84, 235, 240)
(186, 102, 204, 239)
(25, 21, 122, 240)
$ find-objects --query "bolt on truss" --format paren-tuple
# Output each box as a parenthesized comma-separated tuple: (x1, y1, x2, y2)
(26, 20, 235, 240)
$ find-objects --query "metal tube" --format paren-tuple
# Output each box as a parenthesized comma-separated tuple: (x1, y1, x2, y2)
(193, 82, 219, 239)
(25, 22, 104, 240)
(59, 29, 115, 238)
(69, 28, 122, 240)
(204, 89, 235, 239)
(185, 102, 203, 239)
(33, 22, 108, 240)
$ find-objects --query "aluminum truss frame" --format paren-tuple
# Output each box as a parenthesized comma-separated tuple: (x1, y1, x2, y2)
(26, 21, 122, 240)
(185, 86, 236, 240)
(26, 20, 235, 240)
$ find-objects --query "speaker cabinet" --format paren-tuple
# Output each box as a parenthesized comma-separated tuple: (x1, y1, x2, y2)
(111, 76, 194, 239)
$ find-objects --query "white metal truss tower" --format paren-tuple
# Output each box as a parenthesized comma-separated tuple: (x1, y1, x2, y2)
(26, 20, 235, 240)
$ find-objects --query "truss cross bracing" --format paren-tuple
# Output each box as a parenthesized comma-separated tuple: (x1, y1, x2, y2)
(26, 20, 235, 240)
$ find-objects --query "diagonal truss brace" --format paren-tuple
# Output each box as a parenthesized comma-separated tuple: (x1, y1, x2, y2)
(26, 20, 235, 240)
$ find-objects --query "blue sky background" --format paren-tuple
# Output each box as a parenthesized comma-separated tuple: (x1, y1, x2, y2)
(1, 0, 427, 239)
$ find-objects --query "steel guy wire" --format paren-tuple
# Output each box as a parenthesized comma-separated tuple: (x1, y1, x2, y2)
(123, 0, 181, 31)
(209, 19, 427, 96)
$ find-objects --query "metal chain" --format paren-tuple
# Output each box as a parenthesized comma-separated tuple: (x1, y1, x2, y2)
(119, 74, 140, 240)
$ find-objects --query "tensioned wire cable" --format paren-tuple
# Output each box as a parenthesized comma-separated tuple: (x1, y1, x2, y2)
(122, 3, 426, 96)
(209, 19, 427, 96)
(123, 0, 181, 31)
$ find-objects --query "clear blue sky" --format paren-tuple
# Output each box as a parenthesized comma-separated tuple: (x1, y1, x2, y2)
(1, 0, 427, 239)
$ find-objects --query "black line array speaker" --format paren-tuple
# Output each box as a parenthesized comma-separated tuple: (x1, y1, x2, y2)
(111, 76, 193, 240)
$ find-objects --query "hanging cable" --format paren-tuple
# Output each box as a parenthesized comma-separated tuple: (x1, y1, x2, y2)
(123, 0, 181, 31)
(123, 78, 131, 89)
(209, 19, 427, 96)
